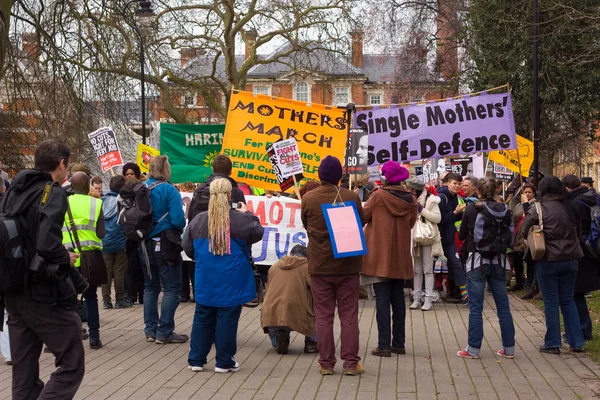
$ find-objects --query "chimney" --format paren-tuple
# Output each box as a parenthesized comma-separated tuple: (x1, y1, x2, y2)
(22, 33, 39, 60)
(351, 30, 363, 68)
(244, 29, 257, 59)
(408, 33, 428, 63)
(436, 0, 458, 81)
(180, 48, 205, 67)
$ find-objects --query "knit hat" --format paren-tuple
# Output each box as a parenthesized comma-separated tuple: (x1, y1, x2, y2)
(381, 161, 409, 185)
(318, 156, 343, 184)
(405, 176, 425, 191)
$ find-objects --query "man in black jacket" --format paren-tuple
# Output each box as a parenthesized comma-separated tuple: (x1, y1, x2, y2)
(437, 173, 468, 303)
(2, 139, 84, 399)
(188, 155, 246, 224)
(563, 174, 600, 341)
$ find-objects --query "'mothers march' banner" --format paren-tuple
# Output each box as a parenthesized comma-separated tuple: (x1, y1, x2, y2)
(180, 193, 306, 265)
(353, 93, 517, 166)
(222, 91, 348, 192)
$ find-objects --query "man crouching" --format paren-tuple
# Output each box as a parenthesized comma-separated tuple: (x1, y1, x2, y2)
(261, 245, 317, 354)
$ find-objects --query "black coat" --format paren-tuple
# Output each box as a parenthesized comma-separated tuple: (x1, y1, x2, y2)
(569, 187, 600, 294)
(521, 198, 583, 262)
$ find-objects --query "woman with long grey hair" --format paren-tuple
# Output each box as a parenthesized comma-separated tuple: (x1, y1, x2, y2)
(183, 178, 264, 373)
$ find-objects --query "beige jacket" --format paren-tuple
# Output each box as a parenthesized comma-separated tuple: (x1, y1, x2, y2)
(413, 191, 444, 257)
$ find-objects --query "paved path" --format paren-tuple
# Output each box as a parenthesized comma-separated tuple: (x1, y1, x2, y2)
(1, 293, 599, 399)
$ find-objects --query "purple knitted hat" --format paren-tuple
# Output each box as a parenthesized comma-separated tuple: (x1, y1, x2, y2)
(318, 156, 343, 184)
(381, 161, 410, 184)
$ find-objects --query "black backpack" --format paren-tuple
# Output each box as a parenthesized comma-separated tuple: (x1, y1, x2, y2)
(473, 202, 514, 260)
(188, 182, 210, 224)
(118, 181, 166, 241)
(0, 182, 51, 293)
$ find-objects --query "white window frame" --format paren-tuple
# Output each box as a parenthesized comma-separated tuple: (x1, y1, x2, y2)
(253, 85, 271, 96)
(333, 87, 350, 106)
(181, 93, 196, 108)
(369, 93, 383, 105)
(293, 82, 311, 103)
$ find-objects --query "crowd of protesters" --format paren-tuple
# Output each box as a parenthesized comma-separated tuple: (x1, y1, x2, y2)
(1, 139, 599, 399)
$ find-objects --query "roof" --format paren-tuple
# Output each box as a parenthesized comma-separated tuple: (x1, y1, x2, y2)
(362, 54, 434, 84)
(180, 44, 436, 84)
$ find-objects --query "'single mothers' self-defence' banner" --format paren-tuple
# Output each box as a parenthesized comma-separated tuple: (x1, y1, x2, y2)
(353, 93, 517, 166)
(222, 91, 348, 191)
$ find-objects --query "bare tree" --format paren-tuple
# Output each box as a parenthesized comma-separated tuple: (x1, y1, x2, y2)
(11, 0, 359, 123)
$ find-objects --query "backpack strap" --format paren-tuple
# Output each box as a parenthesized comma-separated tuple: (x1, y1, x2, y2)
(147, 181, 169, 223)
(576, 199, 591, 209)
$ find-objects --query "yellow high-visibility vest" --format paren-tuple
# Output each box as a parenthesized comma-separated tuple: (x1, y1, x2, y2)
(62, 194, 102, 267)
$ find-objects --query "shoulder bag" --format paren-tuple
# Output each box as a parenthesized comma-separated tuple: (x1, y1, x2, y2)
(527, 202, 546, 261)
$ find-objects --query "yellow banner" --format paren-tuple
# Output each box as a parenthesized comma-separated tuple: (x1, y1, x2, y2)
(222, 91, 348, 191)
(488, 134, 533, 177)
(136, 143, 160, 174)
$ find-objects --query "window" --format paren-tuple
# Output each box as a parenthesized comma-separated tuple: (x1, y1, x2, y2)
(253, 86, 271, 96)
(182, 93, 195, 107)
(293, 82, 310, 102)
(334, 87, 350, 105)
(369, 94, 382, 105)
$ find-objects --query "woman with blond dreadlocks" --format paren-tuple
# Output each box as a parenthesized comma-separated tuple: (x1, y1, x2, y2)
(183, 178, 264, 373)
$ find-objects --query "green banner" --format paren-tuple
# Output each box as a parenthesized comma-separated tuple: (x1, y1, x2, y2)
(160, 123, 224, 183)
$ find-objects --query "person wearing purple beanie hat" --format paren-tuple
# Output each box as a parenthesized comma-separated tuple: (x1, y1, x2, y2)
(300, 155, 366, 376)
(360, 161, 418, 357)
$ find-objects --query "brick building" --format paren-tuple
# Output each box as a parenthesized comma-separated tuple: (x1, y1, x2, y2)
(154, 28, 459, 124)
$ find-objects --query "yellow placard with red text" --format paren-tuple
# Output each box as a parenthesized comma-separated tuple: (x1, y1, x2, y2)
(222, 90, 348, 191)
(488, 134, 534, 177)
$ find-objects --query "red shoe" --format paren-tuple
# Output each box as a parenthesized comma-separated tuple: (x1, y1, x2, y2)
(457, 349, 479, 359)
(496, 349, 515, 359)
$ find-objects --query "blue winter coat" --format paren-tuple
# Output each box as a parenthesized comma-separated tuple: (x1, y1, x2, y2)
(182, 209, 264, 308)
(101, 191, 126, 254)
(145, 177, 186, 238)
(437, 186, 462, 245)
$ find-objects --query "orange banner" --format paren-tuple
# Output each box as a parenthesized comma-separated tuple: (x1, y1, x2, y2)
(222, 91, 348, 191)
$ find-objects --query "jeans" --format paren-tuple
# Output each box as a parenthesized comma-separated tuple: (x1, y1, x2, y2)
(466, 264, 515, 357)
(574, 293, 593, 340)
(536, 261, 584, 349)
(142, 240, 182, 340)
(267, 327, 316, 347)
(413, 246, 434, 300)
(181, 260, 195, 300)
(84, 284, 100, 340)
(511, 252, 525, 285)
(374, 279, 406, 350)
(443, 243, 466, 287)
(188, 304, 242, 369)
(102, 251, 128, 303)
(311, 274, 360, 370)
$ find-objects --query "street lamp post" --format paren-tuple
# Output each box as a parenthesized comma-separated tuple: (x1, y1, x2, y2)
(123, 1, 155, 145)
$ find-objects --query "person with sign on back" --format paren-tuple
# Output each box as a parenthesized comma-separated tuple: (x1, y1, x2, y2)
(63, 172, 107, 350)
(301, 156, 366, 376)
(0, 139, 86, 399)
(456, 178, 516, 359)
(141, 156, 187, 344)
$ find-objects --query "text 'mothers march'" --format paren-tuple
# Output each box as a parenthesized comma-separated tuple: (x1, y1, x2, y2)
(222, 91, 348, 192)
